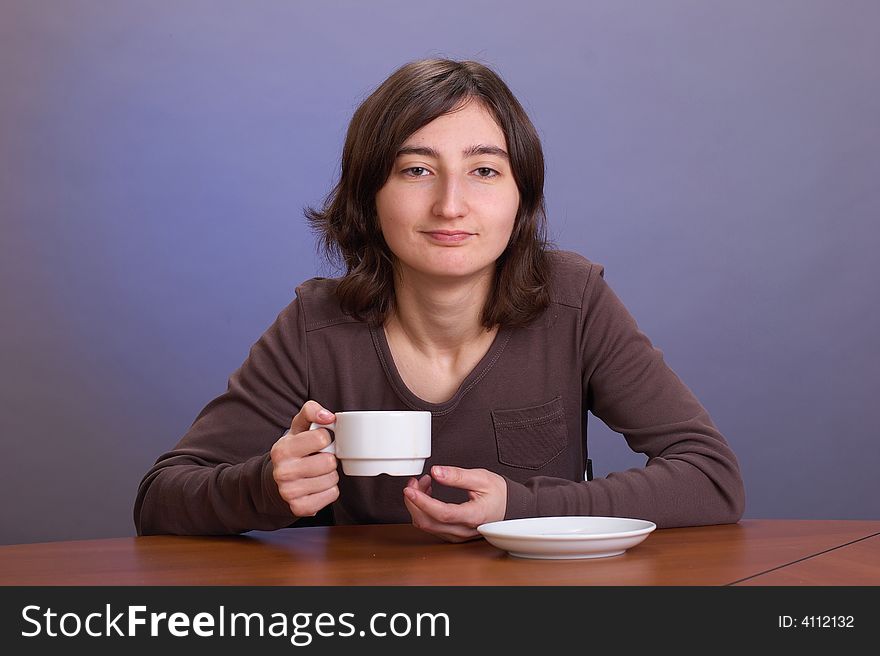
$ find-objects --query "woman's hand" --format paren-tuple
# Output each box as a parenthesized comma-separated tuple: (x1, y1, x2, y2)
(270, 400, 339, 518)
(403, 466, 507, 542)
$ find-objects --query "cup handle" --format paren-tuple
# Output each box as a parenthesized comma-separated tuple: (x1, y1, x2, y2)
(309, 421, 337, 454)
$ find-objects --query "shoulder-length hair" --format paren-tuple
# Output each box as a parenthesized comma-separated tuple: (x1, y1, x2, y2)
(306, 58, 551, 328)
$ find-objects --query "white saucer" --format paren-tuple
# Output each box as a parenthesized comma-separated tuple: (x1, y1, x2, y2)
(477, 516, 656, 560)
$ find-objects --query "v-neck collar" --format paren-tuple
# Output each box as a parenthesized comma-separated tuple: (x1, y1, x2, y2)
(369, 321, 513, 415)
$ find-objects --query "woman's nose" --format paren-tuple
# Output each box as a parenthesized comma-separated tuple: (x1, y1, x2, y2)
(431, 174, 468, 219)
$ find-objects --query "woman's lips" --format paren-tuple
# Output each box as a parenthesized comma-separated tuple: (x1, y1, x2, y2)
(422, 231, 475, 243)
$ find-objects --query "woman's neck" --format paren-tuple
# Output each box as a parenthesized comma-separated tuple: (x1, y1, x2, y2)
(386, 266, 496, 357)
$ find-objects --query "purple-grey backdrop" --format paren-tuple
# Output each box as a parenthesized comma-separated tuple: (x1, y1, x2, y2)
(2, 1, 878, 544)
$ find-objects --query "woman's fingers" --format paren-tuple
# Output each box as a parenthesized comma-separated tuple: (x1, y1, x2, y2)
(403, 486, 480, 542)
(272, 450, 337, 480)
(271, 428, 333, 461)
(404, 485, 480, 528)
(276, 469, 339, 499)
(403, 466, 508, 542)
(289, 485, 340, 518)
(289, 400, 335, 435)
(270, 400, 341, 518)
(274, 456, 339, 517)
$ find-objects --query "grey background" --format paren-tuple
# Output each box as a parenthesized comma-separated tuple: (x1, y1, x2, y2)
(1, 1, 877, 545)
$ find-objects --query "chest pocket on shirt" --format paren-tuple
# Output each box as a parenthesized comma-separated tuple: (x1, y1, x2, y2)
(491, 396, 568, 470)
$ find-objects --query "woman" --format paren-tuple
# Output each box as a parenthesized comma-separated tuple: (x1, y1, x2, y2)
(134, 59, 745, 541)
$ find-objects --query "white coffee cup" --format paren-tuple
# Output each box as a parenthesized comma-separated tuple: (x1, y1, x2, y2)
(308, 410, 432, 476)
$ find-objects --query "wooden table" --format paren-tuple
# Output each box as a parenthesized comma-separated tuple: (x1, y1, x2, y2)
(1, 520, 878, 586)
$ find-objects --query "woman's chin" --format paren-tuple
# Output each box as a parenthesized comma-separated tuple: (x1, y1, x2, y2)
(391, 247, 502, 282)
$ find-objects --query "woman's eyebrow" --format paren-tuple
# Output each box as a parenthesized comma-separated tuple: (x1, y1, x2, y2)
(396, 144, 509, 160)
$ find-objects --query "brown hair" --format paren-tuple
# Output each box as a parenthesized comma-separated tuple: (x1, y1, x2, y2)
(306, 58, 551, 328)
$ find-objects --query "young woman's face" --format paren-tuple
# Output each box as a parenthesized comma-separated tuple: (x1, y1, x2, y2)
(375, 100, 519, 285)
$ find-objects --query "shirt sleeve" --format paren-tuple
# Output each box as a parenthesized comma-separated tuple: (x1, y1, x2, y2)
(504, 265, 746, 528)
(133, 297, 311, 535)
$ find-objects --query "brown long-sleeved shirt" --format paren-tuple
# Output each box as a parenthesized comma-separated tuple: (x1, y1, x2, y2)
(134, 250, 745, 535)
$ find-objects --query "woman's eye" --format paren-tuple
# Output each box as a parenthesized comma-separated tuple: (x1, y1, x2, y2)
(402, 166, 498, 178)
